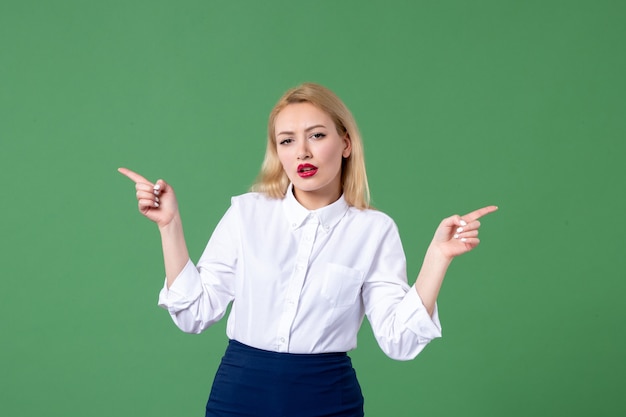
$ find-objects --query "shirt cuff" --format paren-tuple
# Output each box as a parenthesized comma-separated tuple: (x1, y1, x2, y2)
(396, 285, 442, 342)
(157, 259, 203, 313)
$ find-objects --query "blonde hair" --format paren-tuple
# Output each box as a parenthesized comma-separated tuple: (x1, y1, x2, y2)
(251, 83, 371, 209)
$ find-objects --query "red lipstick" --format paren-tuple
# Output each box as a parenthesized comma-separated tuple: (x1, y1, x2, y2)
(297, 163, 318, 178)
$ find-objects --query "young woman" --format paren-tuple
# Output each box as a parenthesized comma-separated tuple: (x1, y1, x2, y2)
(119, 83, 497, 417)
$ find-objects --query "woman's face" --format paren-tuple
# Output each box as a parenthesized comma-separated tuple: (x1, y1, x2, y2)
(275, 102, 351, 210)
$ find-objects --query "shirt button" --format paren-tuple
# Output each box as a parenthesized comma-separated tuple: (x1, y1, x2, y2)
(280, 337, 285, 343)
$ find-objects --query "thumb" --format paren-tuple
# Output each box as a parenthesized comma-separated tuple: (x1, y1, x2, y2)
(441, 214, 467, 229)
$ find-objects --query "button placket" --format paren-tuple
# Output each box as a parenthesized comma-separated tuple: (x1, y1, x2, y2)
(275, 218, 319, 352)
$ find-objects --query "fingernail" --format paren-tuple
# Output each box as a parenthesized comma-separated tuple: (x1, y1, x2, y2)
(155, 196, 160, 203)
(454, 234, 459, 239)
(154, 202, 159, 208)
(460, 220, 467, 226)
(461, 238, 467, 242)
(456, 227, 464, 233)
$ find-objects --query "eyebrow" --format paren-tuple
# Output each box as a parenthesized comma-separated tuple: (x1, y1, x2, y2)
(276, 124, 327, 137)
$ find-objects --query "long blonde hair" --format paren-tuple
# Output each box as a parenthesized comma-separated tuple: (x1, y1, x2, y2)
(251, 83, 371, 209)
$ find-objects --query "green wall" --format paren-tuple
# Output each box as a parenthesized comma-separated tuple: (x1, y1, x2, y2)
(2, 1, 624, 416)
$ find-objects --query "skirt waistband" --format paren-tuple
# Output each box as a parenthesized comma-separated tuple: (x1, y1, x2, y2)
(226, 339, 347, 363)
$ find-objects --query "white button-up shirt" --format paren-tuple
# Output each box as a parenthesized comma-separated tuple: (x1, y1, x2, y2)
(158, 185, 442, 360)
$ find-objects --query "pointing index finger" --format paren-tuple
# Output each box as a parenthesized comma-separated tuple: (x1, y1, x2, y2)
(118, 167, 151, 185)
(463, 205, 499, 222)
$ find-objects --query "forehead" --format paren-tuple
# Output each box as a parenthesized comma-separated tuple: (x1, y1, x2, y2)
(274, 102, 334, 133)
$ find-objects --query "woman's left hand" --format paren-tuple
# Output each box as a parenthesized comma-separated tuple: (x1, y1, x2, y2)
(430, 206, 499, 260)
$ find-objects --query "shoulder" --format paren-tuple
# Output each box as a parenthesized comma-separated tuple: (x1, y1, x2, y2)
(345, 206, 399, 233)
(230, 191, 282, 212)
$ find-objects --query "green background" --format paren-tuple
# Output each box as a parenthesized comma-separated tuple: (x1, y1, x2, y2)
(2, 0, 624, 416)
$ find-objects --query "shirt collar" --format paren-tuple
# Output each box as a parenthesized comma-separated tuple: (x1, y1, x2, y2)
(282, 183, 349, 233)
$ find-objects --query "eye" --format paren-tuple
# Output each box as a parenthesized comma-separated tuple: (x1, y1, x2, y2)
(309, 132, 326, 140)
(278, 138, 293, 145)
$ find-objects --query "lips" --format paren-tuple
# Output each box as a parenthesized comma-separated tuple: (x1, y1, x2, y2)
(297, 163, 318, 178)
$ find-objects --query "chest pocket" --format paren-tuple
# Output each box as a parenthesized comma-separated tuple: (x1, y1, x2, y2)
(321, 263, 365, 308)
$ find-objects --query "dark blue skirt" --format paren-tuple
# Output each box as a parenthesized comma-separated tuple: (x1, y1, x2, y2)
(206, 340, 364, 417)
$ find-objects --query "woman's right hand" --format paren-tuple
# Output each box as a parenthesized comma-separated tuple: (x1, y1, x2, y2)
(118, 167, 179, 228)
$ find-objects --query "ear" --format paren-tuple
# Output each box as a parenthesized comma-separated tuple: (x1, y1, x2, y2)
(342, 134, 352, 158)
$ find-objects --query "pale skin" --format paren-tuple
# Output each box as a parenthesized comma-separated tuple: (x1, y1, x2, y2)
(119, 103, 497, 315)
(274, 103, 351, 210)
(117, 167, 189, 288)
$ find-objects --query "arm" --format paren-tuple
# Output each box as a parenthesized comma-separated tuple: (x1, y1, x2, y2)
(363, 207, 497, 360)
(118, 167, 190, 288)
(362, 218, 443, 360)
(159, 213, 190, 288)
(415, 206, 499, 316)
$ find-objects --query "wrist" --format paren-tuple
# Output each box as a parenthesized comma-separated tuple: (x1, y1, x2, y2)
(425, 243, 454, 267)
(158, 213, 182, 235)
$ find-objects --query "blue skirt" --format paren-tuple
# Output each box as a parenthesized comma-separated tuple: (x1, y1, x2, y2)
(206, 340, 364, 417)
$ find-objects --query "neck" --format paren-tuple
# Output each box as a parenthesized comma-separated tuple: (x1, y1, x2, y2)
(293, 187, 341, 210)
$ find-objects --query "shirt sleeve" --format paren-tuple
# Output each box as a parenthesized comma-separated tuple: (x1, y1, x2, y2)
(362, 217, 442, 360)
(157, 202, 239, 334)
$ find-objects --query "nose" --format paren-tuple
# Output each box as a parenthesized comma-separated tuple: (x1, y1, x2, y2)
(297, 139, 311, 160)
